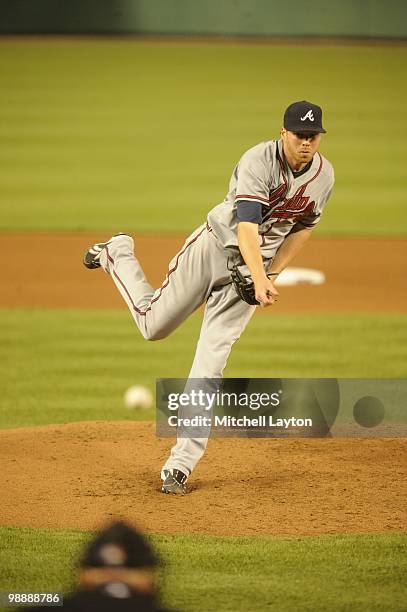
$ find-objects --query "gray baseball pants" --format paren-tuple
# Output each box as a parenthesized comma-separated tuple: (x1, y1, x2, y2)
(99, 224, 256, 476)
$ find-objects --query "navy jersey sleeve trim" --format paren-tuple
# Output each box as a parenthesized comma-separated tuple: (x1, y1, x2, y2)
(236, 200, 262, 224)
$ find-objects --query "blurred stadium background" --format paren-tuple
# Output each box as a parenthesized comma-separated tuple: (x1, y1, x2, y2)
(0, 0, 406, 37)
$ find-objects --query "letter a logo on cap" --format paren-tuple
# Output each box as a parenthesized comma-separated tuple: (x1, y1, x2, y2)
(300, 110, 314, 122)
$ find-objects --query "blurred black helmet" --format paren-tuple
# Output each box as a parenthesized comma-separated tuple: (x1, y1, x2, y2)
(80, 521, 158, 569)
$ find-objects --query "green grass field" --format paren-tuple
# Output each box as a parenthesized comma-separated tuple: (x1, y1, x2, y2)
(0, 39, 406, 235)
(0, 38, 406, 611)
(1, 527, 406, 612)
(1, 309, 406, 428)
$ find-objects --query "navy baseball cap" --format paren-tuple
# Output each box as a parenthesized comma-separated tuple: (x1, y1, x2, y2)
(284, 100, 326, 133)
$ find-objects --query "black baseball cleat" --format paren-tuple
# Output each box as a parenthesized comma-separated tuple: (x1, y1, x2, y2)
(161, 469, 188, 495)
(83, 234, 131, 269)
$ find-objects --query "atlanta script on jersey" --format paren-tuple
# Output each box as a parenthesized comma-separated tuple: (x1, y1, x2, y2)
(208, 139, 334, 259)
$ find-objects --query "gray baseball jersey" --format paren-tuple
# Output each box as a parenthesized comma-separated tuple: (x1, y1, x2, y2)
(208, 138, 334, 258)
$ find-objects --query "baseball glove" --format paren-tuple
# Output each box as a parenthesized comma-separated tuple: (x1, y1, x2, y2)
(230, 263, 259, 305)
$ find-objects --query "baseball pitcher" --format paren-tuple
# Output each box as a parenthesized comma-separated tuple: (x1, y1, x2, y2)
(84, 101, 334, 495)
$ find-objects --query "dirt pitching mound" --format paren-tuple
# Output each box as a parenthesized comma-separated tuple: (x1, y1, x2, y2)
(1, 422, 405, 536)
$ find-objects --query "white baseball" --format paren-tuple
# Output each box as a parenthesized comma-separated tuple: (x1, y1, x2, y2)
(123, 385, 153, 410)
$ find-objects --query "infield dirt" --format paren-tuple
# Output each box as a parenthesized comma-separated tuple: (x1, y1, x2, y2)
(2, 234, 407, 312)
(1, 234, 406, 536)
